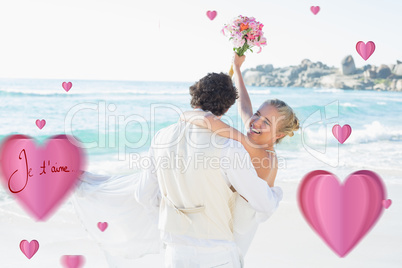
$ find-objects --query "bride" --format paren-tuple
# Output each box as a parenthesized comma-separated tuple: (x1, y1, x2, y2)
(72, 54, 299, 267)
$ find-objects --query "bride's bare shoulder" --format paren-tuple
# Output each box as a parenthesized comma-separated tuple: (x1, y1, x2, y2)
(252, 150, 278, 185)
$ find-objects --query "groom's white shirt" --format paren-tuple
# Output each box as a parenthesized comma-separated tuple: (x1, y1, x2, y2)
(135, 110, 283, 249)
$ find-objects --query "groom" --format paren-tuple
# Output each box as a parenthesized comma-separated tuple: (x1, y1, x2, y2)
(136, 72, 280, 267)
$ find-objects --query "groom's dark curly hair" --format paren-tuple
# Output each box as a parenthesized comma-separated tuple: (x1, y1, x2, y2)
(189, 72, 238, 116)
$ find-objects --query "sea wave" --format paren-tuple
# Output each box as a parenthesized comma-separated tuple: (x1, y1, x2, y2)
(340, 102, 358, 107)
(0, 87, 274, 97)
(313, 88, 344, 93)
(0, 88, 190, 97)
(301, 121, 402, 146)
(347, 121, 402, 144)
(247, 89, 271, 95)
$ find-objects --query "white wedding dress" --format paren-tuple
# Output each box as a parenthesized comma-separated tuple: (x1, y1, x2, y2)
(72, 170, 282, 267)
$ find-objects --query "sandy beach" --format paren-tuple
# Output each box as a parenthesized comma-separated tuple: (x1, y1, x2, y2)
(1, 159, 401, 267)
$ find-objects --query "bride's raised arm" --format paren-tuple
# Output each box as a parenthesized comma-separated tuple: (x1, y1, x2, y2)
(180, 111, 257, 154)
(180, 111, 276, 186)
(233, 54, 253, 128)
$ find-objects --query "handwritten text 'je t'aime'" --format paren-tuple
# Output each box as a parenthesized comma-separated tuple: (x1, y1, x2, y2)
(8, 149, 72, 193)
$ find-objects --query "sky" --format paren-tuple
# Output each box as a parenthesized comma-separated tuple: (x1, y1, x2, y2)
(0, 0, 400, 82)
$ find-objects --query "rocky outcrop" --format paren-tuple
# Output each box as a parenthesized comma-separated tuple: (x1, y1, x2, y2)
(242, 56, 402, 92)
(243, 70, 266, 85)
(255, 64, 273, 73)
(364, 69, 376, 79)
(377, 65, 392, 79)
(341, 55, 356, 75)
(393, 63, 402, 76)
(393, 79, 402, 91)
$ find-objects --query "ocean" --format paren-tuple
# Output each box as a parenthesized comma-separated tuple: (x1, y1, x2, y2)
(1, 77, 402, 200)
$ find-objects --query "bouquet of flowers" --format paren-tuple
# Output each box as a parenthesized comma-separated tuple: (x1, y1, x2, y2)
(222, 15, 267, 77)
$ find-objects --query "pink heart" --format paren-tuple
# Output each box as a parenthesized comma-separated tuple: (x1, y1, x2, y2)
(20, 240, 39, 259)
(62, 82, 73, 92)
(61, 255, 85, 268)
(206, 10, 217, 20)
(35, 119, 46, 130)
(310, 6, 320, 15)
(382, 199, 392, 209)
(356, 41, 375, 61)
(298, 170, 386, 257)
(0, 135, 85, 221)
(332, 124, 352, 144)
(97, 222, 108, 232)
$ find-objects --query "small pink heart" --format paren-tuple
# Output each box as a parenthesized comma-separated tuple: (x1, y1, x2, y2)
(310, 6, 320, 15)
(62, 82, 73, 92)
(382, 199, 392, 209)
(61, 255, 85, 268)
(356, 41, 375, 61)
(20, 240, 39, 259)
(332, 124, 352, 144)
(35, 119, 46, 130)
(206, 10, 217, 21)
(97, 222, 108, 232)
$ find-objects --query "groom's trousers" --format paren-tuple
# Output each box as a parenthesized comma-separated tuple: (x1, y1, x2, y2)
(164, 243, 243, 268)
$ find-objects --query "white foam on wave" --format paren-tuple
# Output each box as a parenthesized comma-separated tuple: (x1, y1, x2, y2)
(248, 89, 271, 95)
(301, 121, 402, 146)
(376, 96, 402, 103)
(300, 124, 336, 146)
(348, 121, 402, 144)
(313, 88, 344, 93)
(340, 102, 358, 107)
(0, 88, 64, 95)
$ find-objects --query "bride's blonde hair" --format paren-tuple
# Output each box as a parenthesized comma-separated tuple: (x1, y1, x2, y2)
(263, 99, 300, 144)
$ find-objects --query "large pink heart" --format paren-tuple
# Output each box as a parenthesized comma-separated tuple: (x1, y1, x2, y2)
(298, 170, 386, 257)
(0, 135, 85, 221)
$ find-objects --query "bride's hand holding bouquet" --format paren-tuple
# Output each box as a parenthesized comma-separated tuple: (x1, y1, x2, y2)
(222, 15, 267, 77)
(233, 53, 246, 71)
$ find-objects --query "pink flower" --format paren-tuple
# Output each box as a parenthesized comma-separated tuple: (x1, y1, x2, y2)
(233, 37, 245, 48)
